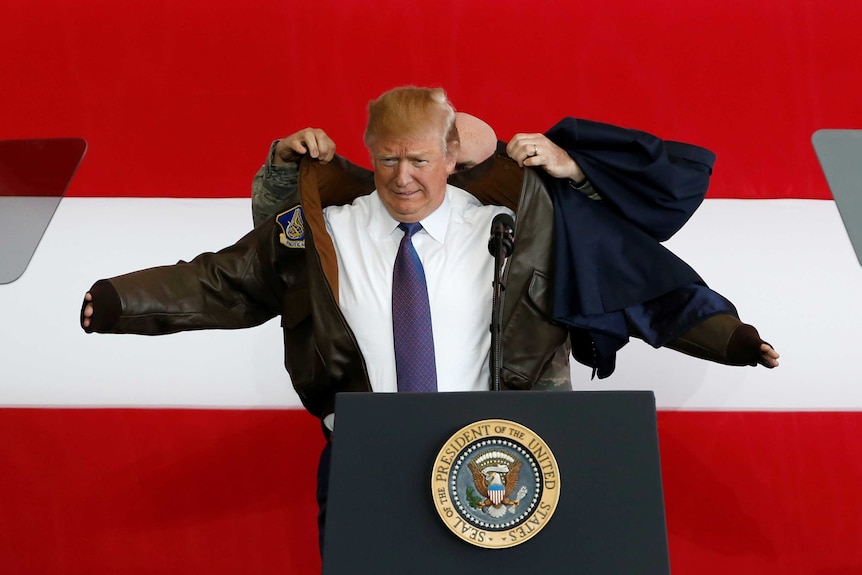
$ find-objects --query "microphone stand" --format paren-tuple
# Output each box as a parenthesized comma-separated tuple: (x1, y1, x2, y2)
(488, 216, 514, 391)
(490, 241, 506, 391)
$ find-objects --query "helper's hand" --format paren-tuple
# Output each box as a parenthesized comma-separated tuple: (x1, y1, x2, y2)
(273, 128, 337, 165)
(759, 343, 780, 368)
(506, 133, 585, 182)
(81, 292, 94, 329)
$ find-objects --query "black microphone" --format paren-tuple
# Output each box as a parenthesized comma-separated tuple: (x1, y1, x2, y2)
(488, 213, 515, 392)
(488, 213, 515, 258)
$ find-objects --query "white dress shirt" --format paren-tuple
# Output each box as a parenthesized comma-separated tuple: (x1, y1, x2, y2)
(324, 185, 513, 395)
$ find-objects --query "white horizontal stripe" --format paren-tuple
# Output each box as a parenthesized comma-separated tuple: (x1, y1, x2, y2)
(0, 198, 858, 410)
(0, 198, 298, 408)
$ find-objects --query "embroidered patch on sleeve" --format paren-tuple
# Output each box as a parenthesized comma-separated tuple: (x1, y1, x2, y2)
(276, 206, 306, 248)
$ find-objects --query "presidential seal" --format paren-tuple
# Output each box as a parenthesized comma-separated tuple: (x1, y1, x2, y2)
(431, 419, 560, 549)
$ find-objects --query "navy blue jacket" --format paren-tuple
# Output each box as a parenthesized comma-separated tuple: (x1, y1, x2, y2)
(543, 118, 732, 377)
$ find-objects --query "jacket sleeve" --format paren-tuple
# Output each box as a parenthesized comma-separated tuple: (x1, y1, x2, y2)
(251, 139, 301, 228)
(81, 220, 292, 335)
(545, 117, 716, 242)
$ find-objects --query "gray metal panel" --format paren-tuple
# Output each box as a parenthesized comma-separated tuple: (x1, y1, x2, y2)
(0, 138, 86, 284)
(813, 129, 862, 266)
(0, 196, 64, 283)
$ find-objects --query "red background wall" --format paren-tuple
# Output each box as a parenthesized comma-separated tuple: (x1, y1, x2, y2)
(3, 0, 859, 201)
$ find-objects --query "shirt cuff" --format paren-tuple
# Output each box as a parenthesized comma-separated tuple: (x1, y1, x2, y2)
(323, 413, 335, 431)
(568, 177, 601, 201)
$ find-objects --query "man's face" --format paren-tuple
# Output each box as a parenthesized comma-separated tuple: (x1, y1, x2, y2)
(370, 131, 457, 223)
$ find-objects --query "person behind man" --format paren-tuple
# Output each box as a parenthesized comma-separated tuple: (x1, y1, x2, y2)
(81, 86, 778, 551)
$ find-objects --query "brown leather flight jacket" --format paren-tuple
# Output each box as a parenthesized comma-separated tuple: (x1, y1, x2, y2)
(84, 151, 572, 420)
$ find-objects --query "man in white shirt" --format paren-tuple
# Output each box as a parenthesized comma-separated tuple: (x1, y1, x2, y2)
(263, 93, 588, 400)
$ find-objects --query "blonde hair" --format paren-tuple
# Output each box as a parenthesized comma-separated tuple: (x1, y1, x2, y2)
(363, 86, 458, 155)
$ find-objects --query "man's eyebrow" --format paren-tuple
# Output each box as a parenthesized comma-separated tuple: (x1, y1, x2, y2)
(406, 149, 433, 159)
(376, 149, 433, 159)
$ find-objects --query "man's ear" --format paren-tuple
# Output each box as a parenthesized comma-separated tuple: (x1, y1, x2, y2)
(445, 141, 460, 174)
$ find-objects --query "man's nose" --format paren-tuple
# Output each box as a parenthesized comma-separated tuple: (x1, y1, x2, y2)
(395, 161, 413, 187)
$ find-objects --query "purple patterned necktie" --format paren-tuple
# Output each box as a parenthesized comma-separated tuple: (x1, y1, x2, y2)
(392, 222, 438, 392)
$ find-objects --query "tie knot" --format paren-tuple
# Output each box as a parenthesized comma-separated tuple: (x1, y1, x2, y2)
(398, 222, 423, 239)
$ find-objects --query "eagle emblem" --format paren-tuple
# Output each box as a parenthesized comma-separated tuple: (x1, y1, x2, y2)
(276, 206, 305, 248)
(467, 450, 529, 518)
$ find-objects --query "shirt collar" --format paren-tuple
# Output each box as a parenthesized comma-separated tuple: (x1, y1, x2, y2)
(369, 187, 451, 244)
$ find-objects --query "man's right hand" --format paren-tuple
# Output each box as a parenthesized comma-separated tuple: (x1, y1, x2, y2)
(273, 128, 336, 165)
